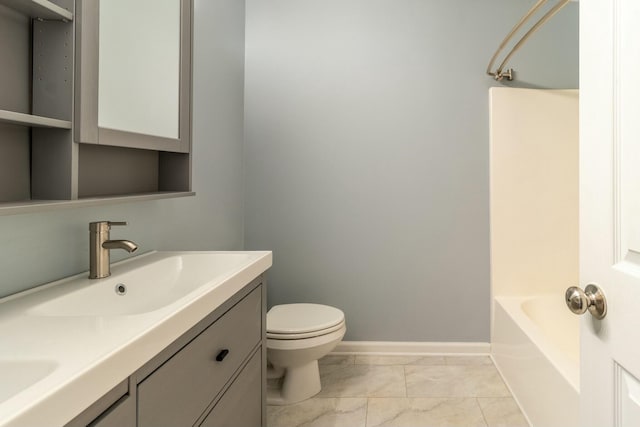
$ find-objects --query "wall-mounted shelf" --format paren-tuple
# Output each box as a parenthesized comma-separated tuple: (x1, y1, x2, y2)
(0, 0, 73, 21)
(0, 110, 71, 129)
(0, 192, 195, 216)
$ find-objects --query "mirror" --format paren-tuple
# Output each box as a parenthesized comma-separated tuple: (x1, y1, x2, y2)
(75, 0, 191, 153)
(98, 0, 181, 139)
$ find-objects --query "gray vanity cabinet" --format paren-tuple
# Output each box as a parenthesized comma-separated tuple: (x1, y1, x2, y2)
(137, 285, 262, 427)
(65, 278, 266, 427)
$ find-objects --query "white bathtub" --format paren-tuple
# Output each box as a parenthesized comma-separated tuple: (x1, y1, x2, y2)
(492, 295, 580, 427)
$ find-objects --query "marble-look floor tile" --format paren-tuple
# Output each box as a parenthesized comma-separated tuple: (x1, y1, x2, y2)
(366, 397, 487, 427)
(355, 355, 446, 366)
(405, 365, 510, 398)
(319, 355, 356, 366)
(318, 365, 406, 398)
(319, 355, 356, 374)
(445, 356, 493, 366)
(478, 397, 529, 427)
(267, 398, 367, 427)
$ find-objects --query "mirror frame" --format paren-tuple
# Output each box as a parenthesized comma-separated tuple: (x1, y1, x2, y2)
(75, 0, 192, 153)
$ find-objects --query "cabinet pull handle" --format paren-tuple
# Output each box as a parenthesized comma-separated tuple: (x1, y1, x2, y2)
(216, 349, 230, 362)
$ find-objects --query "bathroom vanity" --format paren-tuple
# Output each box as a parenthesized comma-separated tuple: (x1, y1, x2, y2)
(0, 251, 271, 427)
(67, 279, 265, 427)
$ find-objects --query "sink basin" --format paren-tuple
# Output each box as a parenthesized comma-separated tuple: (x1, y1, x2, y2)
(0, 360, 58, 404)
(27, 252, 258, 317)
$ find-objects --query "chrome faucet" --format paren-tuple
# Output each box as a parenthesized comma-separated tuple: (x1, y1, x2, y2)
(89, 221, 138, 279)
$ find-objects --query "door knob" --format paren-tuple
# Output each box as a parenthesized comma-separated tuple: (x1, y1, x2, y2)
(565, 284, 607, 319)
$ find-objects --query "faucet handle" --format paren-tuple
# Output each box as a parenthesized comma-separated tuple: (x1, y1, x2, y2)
(89, 221, 128, 232)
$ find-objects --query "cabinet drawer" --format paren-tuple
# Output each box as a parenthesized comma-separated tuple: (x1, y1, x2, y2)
(199, 349, 262, 427)
(138, 286, 262, 427)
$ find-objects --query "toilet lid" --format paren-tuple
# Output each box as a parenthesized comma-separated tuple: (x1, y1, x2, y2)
(267, 304, 345, 335)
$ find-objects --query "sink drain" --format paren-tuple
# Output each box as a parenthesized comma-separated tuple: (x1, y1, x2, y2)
(115, 283, 127, 295)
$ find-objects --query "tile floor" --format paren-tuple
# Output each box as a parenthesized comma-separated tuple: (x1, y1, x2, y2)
(267, 355, 529, 427)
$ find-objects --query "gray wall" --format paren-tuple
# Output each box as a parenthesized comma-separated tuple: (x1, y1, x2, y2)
(0, 0, 245, 298)
(244, 0, 579, 342)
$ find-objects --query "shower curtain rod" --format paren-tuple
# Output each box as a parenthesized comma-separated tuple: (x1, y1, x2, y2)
(486, 0, 571, 81)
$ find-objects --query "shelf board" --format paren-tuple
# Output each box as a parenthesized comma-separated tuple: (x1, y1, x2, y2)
(0, 110, 71, 129)
(0, 192, 196, 216)
(0, 0, 73, 21)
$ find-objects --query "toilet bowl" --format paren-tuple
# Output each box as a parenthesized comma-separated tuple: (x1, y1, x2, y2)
(266, 303, 346, 405)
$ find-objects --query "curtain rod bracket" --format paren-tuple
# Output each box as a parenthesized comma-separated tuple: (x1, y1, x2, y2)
(494, 69, 514, 81)
(495, 68, 515, 81)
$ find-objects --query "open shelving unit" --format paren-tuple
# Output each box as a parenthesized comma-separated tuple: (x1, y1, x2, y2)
(0, 0, 75, 205)
(0, 0, 194, 215)
(0, 0, 193, 214)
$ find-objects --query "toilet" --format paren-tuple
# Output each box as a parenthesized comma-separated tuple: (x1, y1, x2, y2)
(266, 303, 346, 405)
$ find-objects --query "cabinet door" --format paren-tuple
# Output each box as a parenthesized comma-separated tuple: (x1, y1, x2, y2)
(199, 349, 262, 427)
(64, 379, 134, 427)
(75, 0, 191, 153)
(137, 287, 262, 427)
(88, 395, 135, 427)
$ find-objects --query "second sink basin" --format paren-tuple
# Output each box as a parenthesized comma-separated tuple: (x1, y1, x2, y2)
(27, 252, 260, 317)
(0, 360, 58, 404)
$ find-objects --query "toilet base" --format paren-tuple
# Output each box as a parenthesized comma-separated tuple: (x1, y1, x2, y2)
(267, 360, 321, 405)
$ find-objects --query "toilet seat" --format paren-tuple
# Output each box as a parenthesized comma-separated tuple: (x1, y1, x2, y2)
(267, 320, 346, 340)
(267, 304, 345, 339)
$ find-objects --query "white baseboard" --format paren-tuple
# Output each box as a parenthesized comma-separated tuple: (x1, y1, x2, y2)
(332, 341, 491, 356)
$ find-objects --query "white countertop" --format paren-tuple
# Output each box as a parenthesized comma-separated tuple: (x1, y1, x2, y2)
(0, 251, 272, 427)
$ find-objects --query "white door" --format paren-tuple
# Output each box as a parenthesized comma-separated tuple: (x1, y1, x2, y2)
(580, 0, 640, 425)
